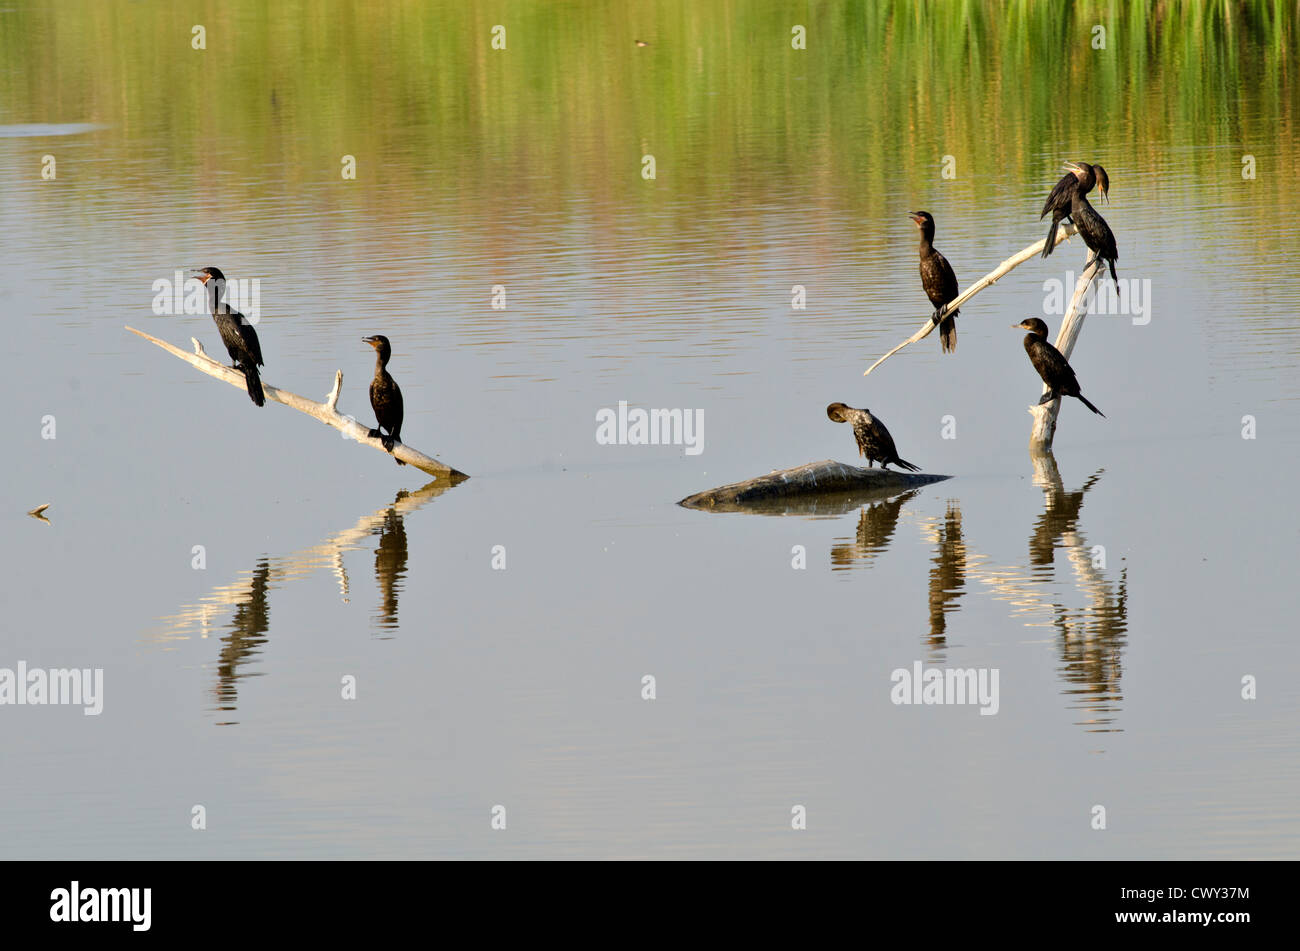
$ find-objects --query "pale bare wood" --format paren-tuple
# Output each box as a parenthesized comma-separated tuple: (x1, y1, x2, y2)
(1027, 255, 1103, 449)
(126, 326, 468, 479)
(863, 222, 1080, 376)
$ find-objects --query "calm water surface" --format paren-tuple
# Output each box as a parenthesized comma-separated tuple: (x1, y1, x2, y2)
(1, 1, 1298, 858)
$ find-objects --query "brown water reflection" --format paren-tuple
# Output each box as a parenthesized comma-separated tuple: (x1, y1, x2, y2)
(819, 449, 1127, 729)
(146, 478, 460, 722)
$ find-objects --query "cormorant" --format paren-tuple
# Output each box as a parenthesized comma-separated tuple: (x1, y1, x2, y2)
(1062, 162, 1119, 284)
(1013, 318, 1105, 417)
(827, 402, 921, 470)
(194, 266, 265, 406)
(363, 335, 405, 464)
(908, 211, 959, 353)
(1040, 161, 1109, 258)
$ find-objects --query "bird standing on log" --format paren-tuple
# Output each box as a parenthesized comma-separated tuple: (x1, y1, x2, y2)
(1040, 161, 1109, 258)
(195, 266, 265, 406)
(1061, 162, 1119, 284)
(1013, 318, 1105, 417)
(908, 211, 959, 353)
(363, 335, 405, 465)
(827, 402, 921, 471)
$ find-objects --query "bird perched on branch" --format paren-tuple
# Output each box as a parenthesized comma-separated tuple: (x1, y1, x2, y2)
(194, 266, 265, 406)
(1061, 162, 1119, 284)
(908, 211, 960, 354)
(1013, 318, 1105, 417)
(1040, 161, 1109, 258)
(363, 335, 405, 465)
(827, 402, 921, 471)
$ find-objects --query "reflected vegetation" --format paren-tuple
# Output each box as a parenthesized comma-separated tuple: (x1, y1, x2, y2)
(145, 478, 461, 722)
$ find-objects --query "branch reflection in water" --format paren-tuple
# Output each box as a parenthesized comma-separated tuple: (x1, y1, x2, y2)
(144, 477, 464, 723)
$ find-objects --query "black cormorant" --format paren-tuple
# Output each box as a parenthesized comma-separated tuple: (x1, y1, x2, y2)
(827, 402, 921, 470)
(363, 335, 405, 464)
(1013, 318, 1105, 417)
(195, 266, 264, 406)
(1062, 162, 1119, 284)
(1040, 161, 1109, 258)
(908, 211, 959, 353)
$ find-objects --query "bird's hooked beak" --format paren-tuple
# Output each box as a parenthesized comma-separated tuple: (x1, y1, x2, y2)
(362, 336, 381, 349)
(1063, 161, 1086, 180)
(189, 268, 211, 285)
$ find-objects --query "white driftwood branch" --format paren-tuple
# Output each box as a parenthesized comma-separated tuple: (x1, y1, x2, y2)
(863, 222, 1080, 376)
(126, 326, 468, 479)
(1027, 255, 1103, 450)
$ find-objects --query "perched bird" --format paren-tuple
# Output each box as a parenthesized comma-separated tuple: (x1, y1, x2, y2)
(1013, 318, 1105, 417)
(908, 211, 959, 353)
(1062, 162, 1119, 284)
(1040, 161, 1109, 258)
(827, 402, 921, 471)
(194, 266, 265, 406)
(363, 335, 405, 465)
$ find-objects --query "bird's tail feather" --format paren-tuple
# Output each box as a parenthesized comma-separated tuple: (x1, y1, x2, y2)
(895, 458, 922, 472)
(940, 312, 957, 354)
(1042, 219, 1058, 258)
(1078, 394, 1105, 418)
(244, 364, 265, 407)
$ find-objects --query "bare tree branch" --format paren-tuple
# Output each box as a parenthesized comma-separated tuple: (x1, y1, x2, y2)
(126, 326, 468, 479)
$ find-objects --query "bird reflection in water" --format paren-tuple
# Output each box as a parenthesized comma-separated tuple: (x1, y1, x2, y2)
(830, 489, 919, 570)
(1029, 450, 1128, 732)
(924, 501, 967, 658)
(372, 493, 409, 635)
(213, 559, 271, 724)
(148, 477, 463, 723)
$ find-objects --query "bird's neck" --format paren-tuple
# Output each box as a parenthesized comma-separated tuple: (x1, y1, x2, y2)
(206, 280, 225, 315)
(374, 352, 390, 374)
(918, 228, 935, 252)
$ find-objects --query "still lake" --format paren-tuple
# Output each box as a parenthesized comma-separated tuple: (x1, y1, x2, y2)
(1, 1, 1297, 858)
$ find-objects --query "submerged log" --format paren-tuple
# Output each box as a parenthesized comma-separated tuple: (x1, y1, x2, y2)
(127, 326, 468, 479)
(679, 459, 950, 512)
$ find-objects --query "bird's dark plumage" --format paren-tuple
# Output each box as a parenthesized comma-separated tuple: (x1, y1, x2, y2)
(1040, 162, 1109, 258)
(196, 266, 265, 406)
(364, 335, 405, 465)
(827, 402, 921, 471)
(1062, 163, 1118, 284)
(909, 211, 959, 353)
(1014, 318, 1105, 417)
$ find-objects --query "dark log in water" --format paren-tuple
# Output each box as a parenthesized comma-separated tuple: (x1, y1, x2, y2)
(679, 459, 951, 513)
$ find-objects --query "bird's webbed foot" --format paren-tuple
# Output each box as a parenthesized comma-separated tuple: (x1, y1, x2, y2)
(381, 436, 396, 453)
(368, 427, 382, 440)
